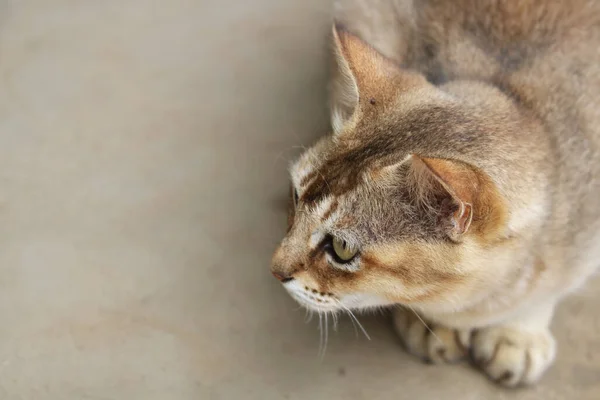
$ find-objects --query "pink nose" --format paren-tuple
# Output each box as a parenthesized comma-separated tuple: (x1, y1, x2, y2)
(272, 271, 293, 283)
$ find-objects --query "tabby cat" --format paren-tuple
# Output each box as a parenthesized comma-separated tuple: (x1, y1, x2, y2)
(271, 0, 600, 387)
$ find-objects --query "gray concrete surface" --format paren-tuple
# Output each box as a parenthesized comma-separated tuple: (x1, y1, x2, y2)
(0, 1, 598, 399)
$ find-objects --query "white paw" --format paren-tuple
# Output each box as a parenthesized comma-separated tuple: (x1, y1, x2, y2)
(470, 326, 556, 387)
(392, 307, 469, 364)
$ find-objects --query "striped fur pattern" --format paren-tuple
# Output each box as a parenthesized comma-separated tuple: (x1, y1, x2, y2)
(272, 0, 600, 387)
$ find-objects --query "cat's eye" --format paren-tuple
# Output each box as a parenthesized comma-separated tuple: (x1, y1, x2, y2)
(331, 236, 358, 262)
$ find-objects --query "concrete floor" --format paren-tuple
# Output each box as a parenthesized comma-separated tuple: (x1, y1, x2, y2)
(0, 1, 598, 398)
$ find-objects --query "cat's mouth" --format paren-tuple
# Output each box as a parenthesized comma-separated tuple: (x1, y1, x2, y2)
(283, 279, 341, 312)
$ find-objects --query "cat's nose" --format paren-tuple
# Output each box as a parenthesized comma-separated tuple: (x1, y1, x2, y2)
(272, 271, 294, 283)
(271, 245, 298, 283)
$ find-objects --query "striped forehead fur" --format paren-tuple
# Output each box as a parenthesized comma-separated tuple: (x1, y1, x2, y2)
(312, 195, 335, 219)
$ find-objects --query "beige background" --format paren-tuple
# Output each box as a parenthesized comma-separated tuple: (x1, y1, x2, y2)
(0, 1, 598, 399)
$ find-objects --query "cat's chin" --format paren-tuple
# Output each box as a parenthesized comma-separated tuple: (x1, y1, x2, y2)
(283, 279, 393, 313)
(339, 293, 395, 311)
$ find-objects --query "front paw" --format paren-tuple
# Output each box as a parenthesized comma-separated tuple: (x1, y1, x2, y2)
(392, 307, 469, 364)
(470, 326, 556, 387)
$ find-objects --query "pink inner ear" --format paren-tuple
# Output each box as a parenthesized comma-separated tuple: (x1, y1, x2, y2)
(419, 157, 477, 205)
(453, 201, 473, 235)
(413, 156, 479, 204)
(412, 155, 478, 238)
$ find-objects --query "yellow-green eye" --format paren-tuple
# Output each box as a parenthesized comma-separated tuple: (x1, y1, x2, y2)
(332, 237, 358, 262)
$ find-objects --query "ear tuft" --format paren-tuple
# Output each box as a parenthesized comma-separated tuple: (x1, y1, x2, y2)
(329, 24, 427, 135)
(330, 24, 360, 133)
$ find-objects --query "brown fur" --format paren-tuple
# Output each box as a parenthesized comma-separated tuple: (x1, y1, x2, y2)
(272, 0, 600, 387)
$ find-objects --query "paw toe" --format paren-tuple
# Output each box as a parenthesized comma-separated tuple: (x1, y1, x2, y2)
(392, 308, 467, 364)
(470, 327, 556, 387)
(428, 327, 466, 364)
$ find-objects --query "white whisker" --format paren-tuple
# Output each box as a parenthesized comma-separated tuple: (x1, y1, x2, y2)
(305, 309, 314, 323)
(346, 309, 359, 337)
(407, 305, 442, 345)
(318, 313, 324, 359)
(321, 313, 329, 360)
(332, 312, 339, 332)
(335, 300, 371, 340)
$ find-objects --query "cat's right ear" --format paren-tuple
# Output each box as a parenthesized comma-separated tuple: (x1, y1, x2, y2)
(330, 24, 360, 133)
(329, 24, 421, 134)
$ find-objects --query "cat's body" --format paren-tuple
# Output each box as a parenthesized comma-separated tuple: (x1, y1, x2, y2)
(272, 0, 600, 386)
(334, 0, 600, 324)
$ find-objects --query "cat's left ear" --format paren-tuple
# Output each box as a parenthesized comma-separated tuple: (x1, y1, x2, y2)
(330, 25, 425, 134)
(409, 156, 478, 241)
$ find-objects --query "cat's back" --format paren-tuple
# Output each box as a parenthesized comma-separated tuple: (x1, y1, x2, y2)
(337, 0, 600, 129)
(335, 0, 600, 260)
(415, 0, 600, 85)
(421, 0, 600, 145)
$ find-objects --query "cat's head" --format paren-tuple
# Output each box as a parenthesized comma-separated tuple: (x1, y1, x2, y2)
(271, 26, 509, 314)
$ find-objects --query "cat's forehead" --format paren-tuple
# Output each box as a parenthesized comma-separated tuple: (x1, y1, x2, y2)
(289, 137, 331, 188)
(293, 143, 399, 208)
(287, 140, 436, 245)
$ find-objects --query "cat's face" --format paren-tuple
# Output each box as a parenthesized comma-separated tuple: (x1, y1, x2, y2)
(271, 27, 508, 314)
(273, 141, 465, 313)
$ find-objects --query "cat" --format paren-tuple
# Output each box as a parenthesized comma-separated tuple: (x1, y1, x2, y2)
(271, 0, 600, 387)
